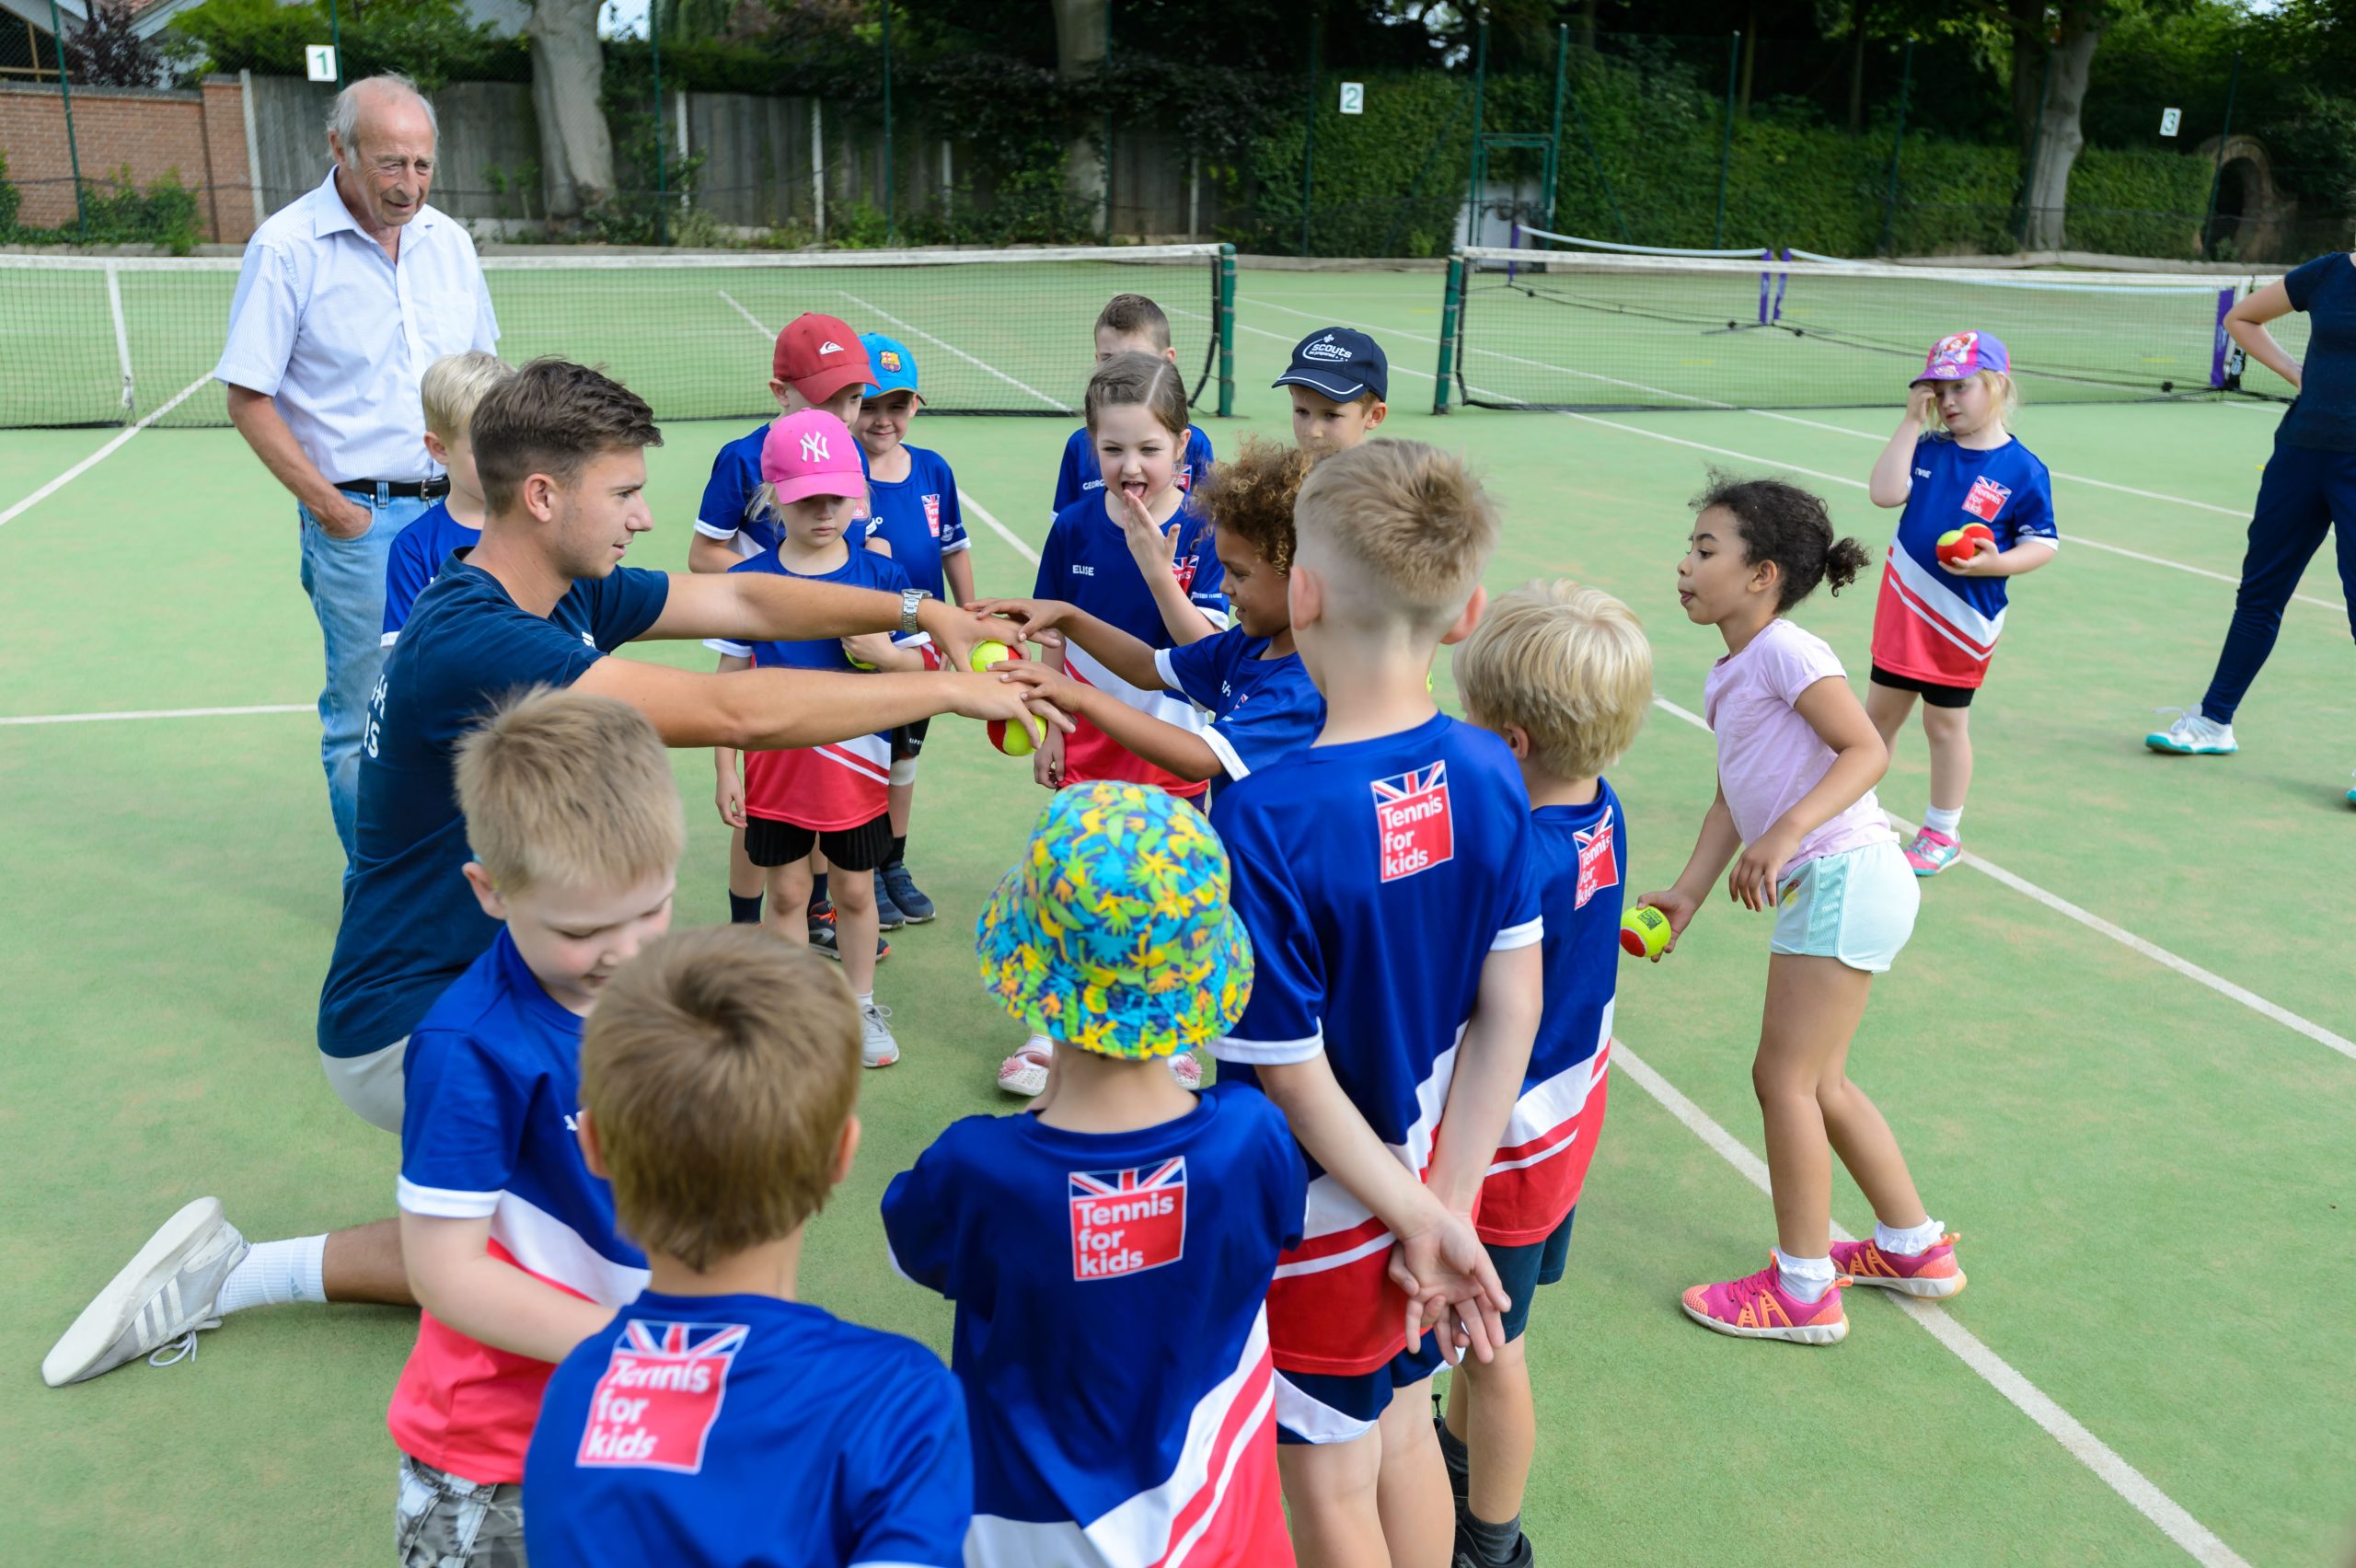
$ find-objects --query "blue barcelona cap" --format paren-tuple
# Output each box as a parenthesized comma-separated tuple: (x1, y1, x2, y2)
(1273, 327, 1388, 402)
(860, 331, 919, 398)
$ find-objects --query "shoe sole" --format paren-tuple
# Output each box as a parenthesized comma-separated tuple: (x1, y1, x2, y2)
(1680, 1299, 1847, 1344)
(43, 1197, 225, 1388)
(1845, 1269, 1968, 1299)
(2144, 739, 2235, 755)
(862, 1050, 900, 1068)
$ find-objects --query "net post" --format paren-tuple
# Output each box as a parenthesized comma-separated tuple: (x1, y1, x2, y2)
(105, 259, 133, 415)
(1434, 253, 1463, 415)
(1464, 17, 1486, 249)
(1544, 23, 1566, 232)
(1878, 38, 1913, 258)
(2200, 49, 2242, 261)
(1714, 31, 1738, 249)
(1218, 245, 1236, 418)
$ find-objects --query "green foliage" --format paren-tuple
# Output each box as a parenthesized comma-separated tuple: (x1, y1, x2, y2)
(0, 150, 19, 236)
(1, 165, 202, 252)
(163, 0, 521, 90)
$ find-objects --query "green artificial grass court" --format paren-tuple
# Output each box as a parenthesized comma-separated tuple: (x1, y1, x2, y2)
(3, 261, 2353, 1566)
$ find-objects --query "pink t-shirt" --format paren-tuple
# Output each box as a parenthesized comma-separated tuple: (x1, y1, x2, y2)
(1702, 618, 1894, 870)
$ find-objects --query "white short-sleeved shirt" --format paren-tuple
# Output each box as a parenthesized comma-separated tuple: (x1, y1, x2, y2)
(214, 166, 499, 485)
(1703, 617, 1895, 870)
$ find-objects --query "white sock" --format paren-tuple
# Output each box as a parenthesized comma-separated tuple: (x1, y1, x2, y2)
(1773, 1248, 1835, 1303)
(1922, 804, 1962, 837)
(1026, 1032, 1054, 1055)
(855, 991, 875, 1010)
(1873, 1216, 1945, 1256)
(216, 1234, 329, 1315)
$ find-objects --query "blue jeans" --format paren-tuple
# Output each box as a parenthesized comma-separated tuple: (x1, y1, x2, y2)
(297, 488, 428, 868)
(2200, 432, 2356, 725)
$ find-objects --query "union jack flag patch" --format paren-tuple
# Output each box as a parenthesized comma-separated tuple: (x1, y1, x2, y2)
(1961, 476, 2012, 523)
(576, 1320, 748, 1473)
(1372, 762, 1453, 882)
(1069, 1159, 1187, 1280)
(1574, 804, 1620, 909)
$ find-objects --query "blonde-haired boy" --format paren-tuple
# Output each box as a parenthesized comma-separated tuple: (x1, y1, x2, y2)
(383, 350, 516, 643)
(387, 688, 684, 1565)
(1441, 580, 1651, 1568)
(1207, 439, 1541, 1568)
(525, 927, 971, 1566)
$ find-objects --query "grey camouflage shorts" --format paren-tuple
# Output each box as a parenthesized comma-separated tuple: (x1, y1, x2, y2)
(395, 1454, 526, 1568)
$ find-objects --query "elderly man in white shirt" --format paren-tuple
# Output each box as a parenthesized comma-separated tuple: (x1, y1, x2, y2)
(215, 74, 499, 870)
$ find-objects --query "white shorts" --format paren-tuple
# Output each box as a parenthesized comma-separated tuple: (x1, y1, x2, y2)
(1770, 840, 1918, 974)
(319, 1038, 408, 1134)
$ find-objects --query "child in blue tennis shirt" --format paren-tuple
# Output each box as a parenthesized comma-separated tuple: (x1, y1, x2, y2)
(527, 925, 970, 1568)
(883, 783, 1301, 1568)
(381, 352, 514, 645)
(851, 332, 972, 929)
(1049, 293, 1214, 519)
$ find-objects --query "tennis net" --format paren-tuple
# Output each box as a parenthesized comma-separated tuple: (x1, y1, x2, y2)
(1436, 245, 2302, 414)
(0, 243, 1235, 430)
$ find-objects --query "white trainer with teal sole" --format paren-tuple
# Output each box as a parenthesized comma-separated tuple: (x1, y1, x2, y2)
(2145, 707, 2237, 755)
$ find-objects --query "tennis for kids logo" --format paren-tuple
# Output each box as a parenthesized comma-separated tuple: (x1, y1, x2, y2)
(1372, 762, 1453, 882)
(575, 1320, 747, 1473)
(1961, 475, 2012, 523)
(1068, 1159, 1187, 1280)
(1573, 803, 1620, 909)
(922, 493, 941, 536)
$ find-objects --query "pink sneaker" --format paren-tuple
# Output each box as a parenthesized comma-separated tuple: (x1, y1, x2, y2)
(1829, 1232, 1966, 1299)
(1680, 1256, 1850, 1344)
(1904, 826, 1961, 876)
(1168, 1051, 1203, 1091)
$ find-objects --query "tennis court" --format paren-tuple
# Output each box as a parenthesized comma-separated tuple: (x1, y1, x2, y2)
(2, 257, 2350, 1566)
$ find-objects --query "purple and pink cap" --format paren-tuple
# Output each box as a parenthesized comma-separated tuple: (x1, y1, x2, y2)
(1914, 330, 2008, 385)
(760, 409, 866, 505)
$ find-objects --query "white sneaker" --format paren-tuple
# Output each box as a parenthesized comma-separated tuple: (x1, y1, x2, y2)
(2145, 706, 2237, 755)
(1168, 1051, 1204, 1091)
(996, 1035, 1053, 1098)
(860, 1001, 900, 1068)
(44, 1197, 248, 1387)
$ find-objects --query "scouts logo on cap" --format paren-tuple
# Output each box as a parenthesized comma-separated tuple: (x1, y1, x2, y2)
(801, 431, 831, 463)
(1302, 333, 1352, 362)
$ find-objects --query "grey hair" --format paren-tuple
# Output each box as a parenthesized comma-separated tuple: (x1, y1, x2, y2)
(328, 74, 437, 156)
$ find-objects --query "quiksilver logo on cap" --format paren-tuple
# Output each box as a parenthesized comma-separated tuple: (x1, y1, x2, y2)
(818, 340, 844, 354)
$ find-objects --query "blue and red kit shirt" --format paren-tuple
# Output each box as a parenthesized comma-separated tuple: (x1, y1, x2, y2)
(1209, 714, 1543, 1376)
(1871, 434, 2057, 689)
(525, 1291, 972, 1568)
(390, 929, 651, 1483)
(881, 1085, 1304, 1568)
(711, 547, 929, 832)
(319, 561, 671, 1059)
(1154, 629, 1325, 800)
(1477, 780, 1625, 1247)
(861, 444, 968, 604)
(1034, 495, 1227, 796)
(1051, 423, 1213, 518)
(380, 501, 479, 645)
(694, 421, 782, 557)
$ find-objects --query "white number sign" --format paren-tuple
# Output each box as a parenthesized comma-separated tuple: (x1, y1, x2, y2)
(1339, 82, 1365, 116)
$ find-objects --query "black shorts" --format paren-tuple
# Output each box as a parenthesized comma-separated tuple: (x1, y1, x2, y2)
(744, 812, 894, 872)
(1869, 663, 1976, 709)
(1484, 1207, 1576, 1343)
(890, 716, 930, 762)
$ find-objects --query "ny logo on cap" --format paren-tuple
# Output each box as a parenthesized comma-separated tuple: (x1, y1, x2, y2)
(818, 340, 844, 355)
(801, 432, 830, 463)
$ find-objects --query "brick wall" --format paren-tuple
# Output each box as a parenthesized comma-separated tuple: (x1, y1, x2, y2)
(0, 76, 256, 242)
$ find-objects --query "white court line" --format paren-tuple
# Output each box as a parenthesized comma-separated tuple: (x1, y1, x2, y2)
(1231, 294, 2343, 614)
(1611, 1043, 2251, 1568)
(1646, 695, 2356, 1065)
(835, 290, 1072, 414)
(716, 287, 770, 339)
(955, 489, 1040, 567)
(0, 702, 310, 726)
(0, 373, 214, 531)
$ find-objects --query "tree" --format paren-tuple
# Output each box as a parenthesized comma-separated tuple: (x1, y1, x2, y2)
(526, 0, 613, 222)
(67, 0, 167, 86)
(1049, 0, 1106, 235)
(2009, 0, 2197, 250)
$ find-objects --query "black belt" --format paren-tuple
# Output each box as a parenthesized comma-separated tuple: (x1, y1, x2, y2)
(339, 478, 451, 500)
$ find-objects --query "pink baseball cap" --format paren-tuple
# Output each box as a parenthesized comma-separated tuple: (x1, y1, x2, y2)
(760, 410, 866, 504)
(1914, 330, 2009, 384)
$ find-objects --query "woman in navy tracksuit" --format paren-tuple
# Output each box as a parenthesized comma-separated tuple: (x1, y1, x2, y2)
(2147, 250, 2356, 806)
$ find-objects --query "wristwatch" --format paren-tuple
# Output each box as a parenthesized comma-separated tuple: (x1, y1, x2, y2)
(899, 586, 932, 636)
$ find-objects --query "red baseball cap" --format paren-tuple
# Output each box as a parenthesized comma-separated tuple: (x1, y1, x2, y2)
(772, 313, 876, 403)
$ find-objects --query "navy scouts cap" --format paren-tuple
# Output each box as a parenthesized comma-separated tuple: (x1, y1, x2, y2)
(1272, 327, 1389, 402)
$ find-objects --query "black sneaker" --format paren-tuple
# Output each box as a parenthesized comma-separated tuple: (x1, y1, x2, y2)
(808, 902, 889, 962)
(872, 872, 907, 931)
(879, 859, 936, 923)
(1453, 1522, 1534, 1568)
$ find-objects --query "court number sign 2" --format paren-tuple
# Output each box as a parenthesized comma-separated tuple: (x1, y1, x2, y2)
(1339, 82, 1365, 116)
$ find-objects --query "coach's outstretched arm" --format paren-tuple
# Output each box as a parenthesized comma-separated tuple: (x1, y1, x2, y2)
(639, 571, 996, 673)
(576, 658, 1069, 754)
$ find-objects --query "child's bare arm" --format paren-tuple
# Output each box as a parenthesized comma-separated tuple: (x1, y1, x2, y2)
(1423, 942, 1543, 1220)
(1942, 536, 2057, 579)
(1637, 784, 1742, 954)
(942, 550, 976, 607)
(400, 1213, 614, 1365)
(712, 651, 750, 824)
(1727, 678, 1888, 911)
(688, 533, 744, 574)
(1868, 386, 1935, 507)
(1025, 671, 1220, 782)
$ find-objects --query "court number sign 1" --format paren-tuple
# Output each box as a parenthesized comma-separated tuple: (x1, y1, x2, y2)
(2159, 108, 2181, 137)
(1339, 82, 1365, 116)
(306, 44, 338, 83)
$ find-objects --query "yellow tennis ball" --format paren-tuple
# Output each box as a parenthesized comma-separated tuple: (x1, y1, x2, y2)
(1619, 905, 1671, 959)
(971, 639, 1014, 672)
